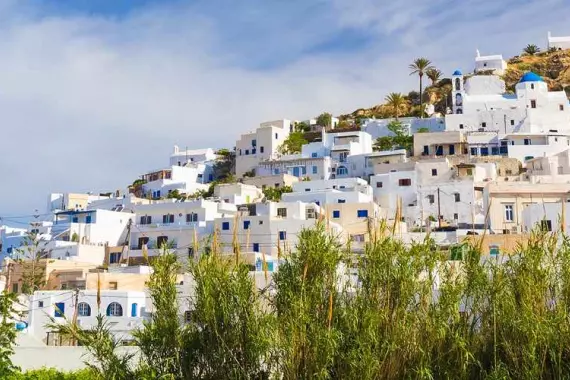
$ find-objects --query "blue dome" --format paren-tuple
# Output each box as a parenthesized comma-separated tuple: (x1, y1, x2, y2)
(452, 70, 462, 76)
(519, 72, 544, 83)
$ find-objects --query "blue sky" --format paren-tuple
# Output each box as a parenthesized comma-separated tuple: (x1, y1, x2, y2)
(0, 0, 569, 217)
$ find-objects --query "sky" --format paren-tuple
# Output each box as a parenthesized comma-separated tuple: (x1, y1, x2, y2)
(0, 0, 569, 219)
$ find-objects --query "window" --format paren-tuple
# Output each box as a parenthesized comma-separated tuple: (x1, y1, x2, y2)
(162, 214, 174, 224)
(222, 222, 230, 230)
(140, 215, 151, 225)
(459, 124, 464, 129)
(504, 205, 514, 222)
(311, 152, 317, 158)
(138, 237, 149, 249)
(109, 252, 121, 264)
(306, 208, 316, 219)
(157, 236, 169, 248)
(106, 302, 123, 317)
(279, 231, 286, 240)
(85, 215, 92, 224)
(277, 208, 287, 217)
(351, 234, 365, 242)
(524, 138, 531, 145)
(435, 146, 443, 156)
(470, 147, 478, 155)
(78, 302, 91, 317)
(12, 283, 18, 293)
(481, 147, 489, 156)
(423, 145, 429, 155)
(560, 104, 565, 111)
(428, 195, 435, 204)
(454, 213, 458, 220)
(449, 145, 455, 155)
(38, 301, 44, 308)
(531, 100, 537, 109)
(333, 210, 340, 218)
(252, 148, 256, 154)
(481, 122, 487, 128)
(357, 210, 369, 218)
(510, 119, 515, 126)
(466, 168, 473, 176)
(540, 220, 553, 232)
(245, 149, 249, 155)
(376, 182, 383, 188)
(184, 311, 193, 323)
(253, 243, 260, 252)
(186, 213, 198, 223)
(252, 139, 257, 147)
(337, 166, 348, 175)
(305, 188, 310, 192)
(72, 217, 78, 223)
(243, 220, 250, 230)
(489, 245, 500, 256)
(431, 169, 437, 176)
(54, 302, 65, 317)
(131, 303, 138, 317)
(399, 178, 411, 186)
(275, 133, 278, 139)
(108, 281, 118, 290)
(312, 166, 318, 174)
(454, 193, 460, 202)
(260, 146, 264, 153)
(338, 199, 346, 204)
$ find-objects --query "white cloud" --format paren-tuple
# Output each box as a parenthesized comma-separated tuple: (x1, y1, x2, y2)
(0, 0, 569, 215)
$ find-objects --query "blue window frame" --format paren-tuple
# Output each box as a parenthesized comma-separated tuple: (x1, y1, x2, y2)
(357, 210, 369, 218)
(54, 302, 65, 317)
(301, 166, 307, 175)
(106, 302, 123, 317)
(311, 152, 317, 158)
(243, 221, 250, 230)
(470, 147, 478, 155)
(480, 147, 489, 156)
(72, 217, 78, 223)
(312, 166, 318, 174)
(131, 303, 138, 317)
(253, 243, 260, 252)
(332, 210, 340, 218)
(85, 215, 92, 224)
(279, 231, 286, 240)
(222, 222, 230, 231)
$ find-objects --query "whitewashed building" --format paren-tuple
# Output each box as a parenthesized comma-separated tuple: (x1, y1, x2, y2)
(474, 50, 507, 75)
(282, 178, 373, 206)
(213, 183, 263, 204)
(361, 117, 445, 139)
(140, 166, 210, 199)
(28, 290, 148, 344)
(257, 156, 333, 181)
(169, 146, 217, 167)
(236, 119, 293, 177)
(548, 32, 570, 51)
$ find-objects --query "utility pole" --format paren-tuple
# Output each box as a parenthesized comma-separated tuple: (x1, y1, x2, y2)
(437, 187, 442, 229)
(71, 288, 80, 346)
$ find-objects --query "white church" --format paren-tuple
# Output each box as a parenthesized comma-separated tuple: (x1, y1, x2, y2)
(444, 62, 570, 164)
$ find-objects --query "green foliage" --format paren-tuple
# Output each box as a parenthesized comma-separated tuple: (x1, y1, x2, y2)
(426, 67, 443, 85)
(278, 132, 308, 155)
(409, 58, 434, 118)
(524, 44, 540, 55)
(7, 368, 97, 379)
(182, 256, 273, 379)
(0, 291, 19, 377)
(213, 148, 235, 181)
(71, 233, 79, 243)
(373, 121, 412, 153)
(15, 234, 48, 294)
(316, 112, 332, 128)
(294, 121, 310, 132)
(417, 127, 429, 133)
(263, 186, 293, 201)
(384, 92, 407, 119)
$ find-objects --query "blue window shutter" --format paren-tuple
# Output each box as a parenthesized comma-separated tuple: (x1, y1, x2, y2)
(333, 210, 340, 218)
(253, 243, 259, 252)
(244, 221, 250, 230)
(222, 222, 230, 230)
(279, 231, 286, 240)
(54, 302, 65, 317)
(131, 303, 138, 317)
(106, 305, 111, 316)
(357, 210, 369, 218)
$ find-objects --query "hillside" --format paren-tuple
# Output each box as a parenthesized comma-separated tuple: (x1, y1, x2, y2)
(338, 49, 570, 124)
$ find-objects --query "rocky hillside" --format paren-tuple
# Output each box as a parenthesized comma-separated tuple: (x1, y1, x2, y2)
(338, 49, 570, 124)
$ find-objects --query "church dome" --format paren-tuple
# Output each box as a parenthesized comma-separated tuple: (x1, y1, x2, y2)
(452, 70, 462, 76)
(519, 72, 544, 83)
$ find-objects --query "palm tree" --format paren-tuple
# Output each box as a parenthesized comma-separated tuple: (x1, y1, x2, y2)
(426, 68, 442, 85)
(409, 58, 434, 118)
(384, 92, 407, 119)
(524, 44, 540, 55)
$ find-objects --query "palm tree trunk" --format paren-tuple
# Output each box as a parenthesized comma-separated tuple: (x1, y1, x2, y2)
(419, 74, 423, 119)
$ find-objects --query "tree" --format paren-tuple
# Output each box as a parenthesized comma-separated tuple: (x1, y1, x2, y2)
(0, 291, 19, 376)
(294, 121, 310, 133)
(426, 68, 443, 85)
(263, 186, 293, 201)
(373, 136, 394, 152)
(213, 148, 235, 181)
(384, 92, 407, 119)
(524, 44, 540, 55)
(278, 132, 308, 155)
(417, 127, 429, 133)
(316, 112, 332, 128)
(15, 233, 49, 295)
(409, 58, 434, 118)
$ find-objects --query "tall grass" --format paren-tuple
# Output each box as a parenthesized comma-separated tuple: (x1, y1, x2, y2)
(45, 224, 570, 379)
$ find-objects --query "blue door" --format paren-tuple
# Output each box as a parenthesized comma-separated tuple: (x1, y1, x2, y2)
(292, 167, 300, 177)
